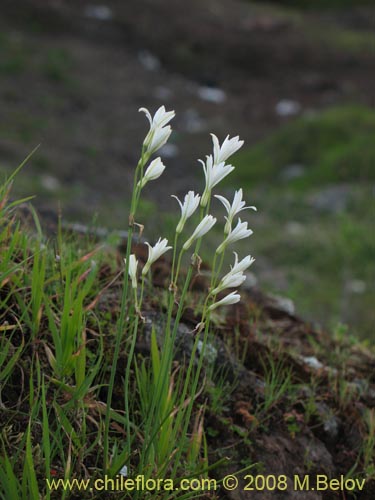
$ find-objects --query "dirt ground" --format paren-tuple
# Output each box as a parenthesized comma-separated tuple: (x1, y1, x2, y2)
(1, 0, 374, 217)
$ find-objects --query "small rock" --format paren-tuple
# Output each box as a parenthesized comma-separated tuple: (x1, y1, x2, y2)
(345, 279, 366, 294)
(269, 294, 295, 315)
(286, 221, 304, 236)
(281, 164, 305, 181)
(197, 86, 226, 104)
(197, 340, 217, 363)
(84, 5, 113, 21)
(308, 185, 352, 214)
(275, 99, 301, 117)
(41, 175, 60, 191)
(138, 50, 161, 72)
(158, 143, 179, 159)
(302, 356, 324, 371)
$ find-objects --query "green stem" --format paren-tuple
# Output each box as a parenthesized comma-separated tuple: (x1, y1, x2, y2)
(123, 284, 144, 457)
(212, 249, 226, 289)
(171, 311, 212, 478)
(103, 150, 146, 472)
(103, 227, 133, 472)
(170, 232, 179, 285)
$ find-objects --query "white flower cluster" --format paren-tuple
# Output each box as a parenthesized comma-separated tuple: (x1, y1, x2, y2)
(126, 106, 256, 310)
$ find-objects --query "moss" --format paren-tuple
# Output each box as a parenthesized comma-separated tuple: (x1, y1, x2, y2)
(232, 106, 375, 189)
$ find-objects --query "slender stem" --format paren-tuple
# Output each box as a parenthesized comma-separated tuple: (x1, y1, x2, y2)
(139, 277, 146, 310)
(209, 253, 218, 291)
(103, 226, 133, 471)
(212, 249, 226, 289)
(171, 311, 212, 478)
(103, 151, 146, 472)
(139, 191, 212, 475)
(170, 232, 179, 285)
(124, 279, 145, 458)
(134, 151, 149, 212)
(139, 235, 200, 473)
(173, 248, 185, 289)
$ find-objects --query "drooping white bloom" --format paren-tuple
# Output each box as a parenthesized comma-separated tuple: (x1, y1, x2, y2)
(211, 134, 244, 165)
(211, 271, 246, 295)
(200, 155, 235, 207)
(211, 252, 255, 295)
(216, 218, 253, 254)
(182, 215, 217, 250)
(229, 252, 255, 275)
(142, 237, 172, 275)
(215, 189, 257, 233)
(147, 126, 172, 156)
(172, 191, 201, 233)
(139, 106, 175, 130)
(125, 254, 138, 289)
(139, 106, 175, 155)
(138, 157, 166, 188)
(208, 291, 241, 311)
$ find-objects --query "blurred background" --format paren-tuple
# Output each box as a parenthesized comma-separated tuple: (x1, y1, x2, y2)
(0, 0, 374, 339)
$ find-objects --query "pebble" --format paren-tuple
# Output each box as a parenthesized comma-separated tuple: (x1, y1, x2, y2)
(270, 294, 295, 315)
(41, 175, 60, 191)
(281, 164, 305, 181)
(286, 221, 304, 236)
(138, 50, 161, 72)
(84, 5, 113, 21)
(275, 99, 301, 117)
(308, 185, 351, 213)
(345, 280, 367, 294)
(197, 340, 218, 363)
(302, 356, 324, 370)
(159, 143, 179, 159)
(197, 86, 227, 104)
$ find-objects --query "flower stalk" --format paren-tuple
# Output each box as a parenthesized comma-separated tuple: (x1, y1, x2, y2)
(104, 104, 257, 482)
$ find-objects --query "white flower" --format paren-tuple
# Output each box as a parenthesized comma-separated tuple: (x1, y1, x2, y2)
(147, 126, 172, 156)
(208, 291, 241, 311)
(138, 157, 166, 188)
(229, 252, 255, 275)
(183, 215, 217, 250)
(211, 133, 244, 164)
(215, 189, 256, 233)
(200, 155, 235, 207)
(211, 271, 246, 295)
(211, 252, 255, 295)
(139, 106, 175, 129)
(125, 254, 138, 289)
(142, 238, 172, 275)
(119, 465, 128, 477)
(139, 106, 175, 155)
(172, 191, 201, 233)
(216, 218, 253, 254)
